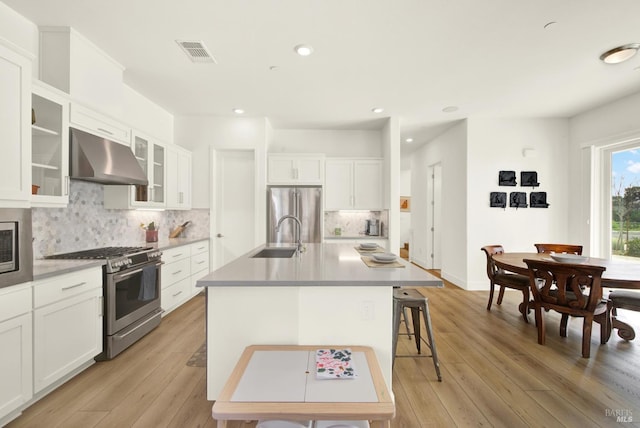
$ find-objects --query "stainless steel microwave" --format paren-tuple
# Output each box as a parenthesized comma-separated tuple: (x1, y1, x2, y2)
(0, 208, 33, 288)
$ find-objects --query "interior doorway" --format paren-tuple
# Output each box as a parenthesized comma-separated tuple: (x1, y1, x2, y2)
(212, 149, 255, 269)
(426, 162, 442, 269)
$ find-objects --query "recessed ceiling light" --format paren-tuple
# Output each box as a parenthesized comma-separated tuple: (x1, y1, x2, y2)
(233, 108, 245, 114)
(405, 138, 414, 143)
(442, 106, 458, 113)
(371, 107, 384, 113)
(294, 44, 314, 56)
(600, 43, 640, 64)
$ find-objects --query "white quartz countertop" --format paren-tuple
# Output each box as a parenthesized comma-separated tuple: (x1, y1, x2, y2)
(197, 243, 442, 287)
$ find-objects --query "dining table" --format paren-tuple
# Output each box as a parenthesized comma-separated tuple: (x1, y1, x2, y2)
(492, 252, 640, 340)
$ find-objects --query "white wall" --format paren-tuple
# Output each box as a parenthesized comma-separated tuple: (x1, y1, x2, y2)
(383, 118, 401, 252)
(399, 169, 411, 247)
(269, 129, 383, 157)
(410, 118, 570, 290)
(411, 121, 468, 286)
(465, 118, 570, 290)
(174, 116, 268, 209)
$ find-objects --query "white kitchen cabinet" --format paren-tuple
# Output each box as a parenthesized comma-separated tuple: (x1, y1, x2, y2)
(31, 80, 69, 207)
(103, 131, 167, 209)
(0, 283, 32, 425)
(69, 103, 130, 145)
(0, 41, 32, 208)
(190, 240, 210, 297)
(267, 154, 324, 184)
(161, 246, 192, 314)
(325, 159, 383, 210)
(166, 146, 192, 210)
(32, 268, 102, 394)
(39, 27, 124, 119)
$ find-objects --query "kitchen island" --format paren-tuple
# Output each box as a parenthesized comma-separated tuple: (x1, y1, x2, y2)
(196, 243, 443, 400)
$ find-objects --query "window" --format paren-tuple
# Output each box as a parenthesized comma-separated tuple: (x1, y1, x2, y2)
(604, 142, 640, 260)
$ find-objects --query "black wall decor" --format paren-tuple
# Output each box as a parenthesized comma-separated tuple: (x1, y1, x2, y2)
(490, 192, 507, 208)
(530, 192, 549, 208)
(510, 192, 528, 208)
(498, 170, 517, 186)
(520, 171, 539, 187)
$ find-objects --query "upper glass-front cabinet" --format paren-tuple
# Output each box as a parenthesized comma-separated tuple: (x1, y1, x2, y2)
(133, 133, 165, 205)
(31, 81, 69, 207)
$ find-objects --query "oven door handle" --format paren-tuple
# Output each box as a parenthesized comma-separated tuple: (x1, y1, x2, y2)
(113, 261, 163, 281)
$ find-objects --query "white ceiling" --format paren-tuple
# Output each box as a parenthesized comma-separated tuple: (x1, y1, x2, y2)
(5, 0, 640, 152)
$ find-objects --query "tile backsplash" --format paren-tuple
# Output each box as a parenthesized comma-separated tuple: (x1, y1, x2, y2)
(32, 181, 209, 259)
(324, 210, 388, 238)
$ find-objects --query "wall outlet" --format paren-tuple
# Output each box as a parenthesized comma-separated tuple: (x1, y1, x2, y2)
(361, 300, 374, 321)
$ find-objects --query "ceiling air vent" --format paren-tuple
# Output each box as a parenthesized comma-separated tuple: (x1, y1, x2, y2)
(176, 40, 216, 63)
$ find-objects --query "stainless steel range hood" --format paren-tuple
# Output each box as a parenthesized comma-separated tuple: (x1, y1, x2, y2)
(69, 127, 148, 185)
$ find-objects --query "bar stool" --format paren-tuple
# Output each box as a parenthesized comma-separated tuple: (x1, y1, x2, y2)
(392, 288, 442, 381)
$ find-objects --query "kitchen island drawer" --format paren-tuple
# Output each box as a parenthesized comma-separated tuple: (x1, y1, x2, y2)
(162, 257, 190, 287)
(33, 268, 102, 308)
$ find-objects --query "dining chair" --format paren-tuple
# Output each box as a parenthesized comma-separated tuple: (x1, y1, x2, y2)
(608, 289, 640, 341)
(534, 243, 583, 255)
(534, 243, 584, 335)
(524, 258, 611, 358)
(481, 245, 531, 322)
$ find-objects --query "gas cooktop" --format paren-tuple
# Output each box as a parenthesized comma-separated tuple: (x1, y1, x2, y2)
(47, 246, 152, 260)
(47, 246, 162, 273)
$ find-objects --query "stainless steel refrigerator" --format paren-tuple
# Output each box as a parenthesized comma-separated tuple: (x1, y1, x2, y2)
(267, 186, 322, 244)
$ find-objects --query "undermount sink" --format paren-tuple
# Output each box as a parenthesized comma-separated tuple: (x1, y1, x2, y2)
(251, 247, 297, 258)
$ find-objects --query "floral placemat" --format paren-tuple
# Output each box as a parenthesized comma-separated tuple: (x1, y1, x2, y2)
(315, 348, 357, 379)
(361, 256, 405, 268)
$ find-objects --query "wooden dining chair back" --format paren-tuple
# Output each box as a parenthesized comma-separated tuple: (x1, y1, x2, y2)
(534, 243, 583, 255)
(481, 245, 531, 322)
(524, 259, 610, 358)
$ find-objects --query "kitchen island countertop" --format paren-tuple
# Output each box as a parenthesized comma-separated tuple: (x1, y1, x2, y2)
(197, 243, 441, 287)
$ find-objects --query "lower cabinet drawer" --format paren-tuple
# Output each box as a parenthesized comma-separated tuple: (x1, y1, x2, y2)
(162, 258, 190, 287)
(161, 277, 190, 312)
(33, 268, 102, 309)
(191, 251, 209, 273)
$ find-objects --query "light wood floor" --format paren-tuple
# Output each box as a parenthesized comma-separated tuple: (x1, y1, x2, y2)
(7, 273, 640, 428)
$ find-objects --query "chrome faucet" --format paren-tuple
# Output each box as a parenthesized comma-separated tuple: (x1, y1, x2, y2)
(276, 215, 303, 253)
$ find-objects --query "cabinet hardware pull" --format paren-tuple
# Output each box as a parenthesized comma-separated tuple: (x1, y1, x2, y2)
(62, 281, 86, 291)
(172, 270, 182, 275)
(173, 253, 183, 258)
(173, 291, 183, 297)
(96, 127, 114, 135)
(196, 261, 205, 265)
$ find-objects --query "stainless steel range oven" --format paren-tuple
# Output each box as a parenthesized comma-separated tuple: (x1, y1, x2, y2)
(48, 246, 163, 359)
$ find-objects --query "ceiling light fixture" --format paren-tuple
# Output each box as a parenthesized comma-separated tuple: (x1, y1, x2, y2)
(294, 44, 314, 56)
(371, 107, 384, 114)
(600, 43, 640, 64)
(233, 108, 245, 114)
(442, 106, 458, 113)
(405, 138, 414, 143)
